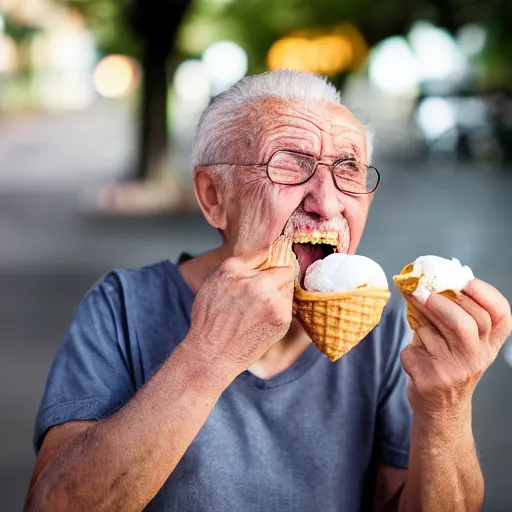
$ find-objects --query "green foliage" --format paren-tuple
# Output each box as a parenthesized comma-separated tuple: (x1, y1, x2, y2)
(57, 0, 141, 57)
(179, 0, 511, 86)
(3, 16, 39, 42)
(55, 0, 511, 86)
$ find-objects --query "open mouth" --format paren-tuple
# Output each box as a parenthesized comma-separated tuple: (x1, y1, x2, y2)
(291, 237, 338, 286)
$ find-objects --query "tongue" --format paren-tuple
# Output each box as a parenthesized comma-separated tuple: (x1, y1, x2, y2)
(293, 243, 325, 284)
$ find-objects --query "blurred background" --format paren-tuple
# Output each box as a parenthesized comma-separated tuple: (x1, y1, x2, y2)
(1, 0, 511, 509)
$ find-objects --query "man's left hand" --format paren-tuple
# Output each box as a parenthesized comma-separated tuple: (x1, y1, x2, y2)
(400, 279, 512, 420)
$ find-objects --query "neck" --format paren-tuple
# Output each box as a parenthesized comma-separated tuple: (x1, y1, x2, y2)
(178, 246, 312, 379)
(247, 319, 312, 379)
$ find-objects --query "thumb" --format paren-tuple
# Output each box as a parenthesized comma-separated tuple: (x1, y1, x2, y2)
(262, 265, 296, 289)
(230, 247, 272, 271)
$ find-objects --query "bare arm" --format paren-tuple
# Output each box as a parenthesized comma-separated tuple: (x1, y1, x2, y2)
(25, 252, 295, 512)
(395, 279, 511, 511)
(25, 341, 232, 512)
(398, 408, 483, 512)
(372, 410, 483, 512)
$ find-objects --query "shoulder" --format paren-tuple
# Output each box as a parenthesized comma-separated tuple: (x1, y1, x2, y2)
(89, 260, 175, 294)
(71, 260, 192, 350)
(86, 260, 186, 310)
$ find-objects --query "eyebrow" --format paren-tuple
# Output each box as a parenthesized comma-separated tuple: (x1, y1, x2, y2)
(273, 143, 363, 162)
(335, 144, 362, 160)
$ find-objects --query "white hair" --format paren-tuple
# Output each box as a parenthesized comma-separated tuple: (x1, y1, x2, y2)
(192, 70, 373, 175)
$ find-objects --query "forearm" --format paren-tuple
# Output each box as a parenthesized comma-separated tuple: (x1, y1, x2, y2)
(27, 338, 233, 512)
(399, 407, 484, 512)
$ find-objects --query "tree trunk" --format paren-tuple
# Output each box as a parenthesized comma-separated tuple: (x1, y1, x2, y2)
(136, 38, 169, 181)
(129, 0, 192, 181)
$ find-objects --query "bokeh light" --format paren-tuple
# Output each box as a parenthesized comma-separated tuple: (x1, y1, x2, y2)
(267, 34, 354, 76)
(416, 97, 456, 139)
(202, 41, 248, 95)
(369, 37, 419, 96)
(173, 59, 211, 103)
(409, 21, 467, 81)
(93, 55, 140, 99)
(457, 24, 487, 56)
(0, 34, 18, 74)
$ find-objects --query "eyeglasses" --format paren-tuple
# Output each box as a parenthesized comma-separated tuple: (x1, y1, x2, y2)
(203, 150, 380, 195)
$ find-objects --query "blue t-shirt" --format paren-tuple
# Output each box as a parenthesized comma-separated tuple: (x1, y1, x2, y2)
(34, 257, 412, 511)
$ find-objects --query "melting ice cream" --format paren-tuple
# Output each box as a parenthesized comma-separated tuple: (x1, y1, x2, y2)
(304, 254, 389, 293)
(402, 255, 474, 303)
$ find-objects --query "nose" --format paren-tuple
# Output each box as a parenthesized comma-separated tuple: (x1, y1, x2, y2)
(302, 163, 344, 221)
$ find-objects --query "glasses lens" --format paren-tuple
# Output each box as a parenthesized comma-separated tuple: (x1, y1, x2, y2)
(267, 151, 315, 184)
(333, 160, 379, 194)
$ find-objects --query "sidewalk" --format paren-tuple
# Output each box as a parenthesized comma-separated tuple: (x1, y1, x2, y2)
(0, 102, 134, 190)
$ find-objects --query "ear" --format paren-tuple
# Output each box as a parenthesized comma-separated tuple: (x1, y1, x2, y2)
(193, 167, 228, 231)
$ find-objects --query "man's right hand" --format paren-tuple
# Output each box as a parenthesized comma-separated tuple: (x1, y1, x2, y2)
(185, 250, 296, 378)
(26, 254, 293, 512)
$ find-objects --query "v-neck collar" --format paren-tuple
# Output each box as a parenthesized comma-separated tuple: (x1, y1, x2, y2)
(238, 342, 321, 389)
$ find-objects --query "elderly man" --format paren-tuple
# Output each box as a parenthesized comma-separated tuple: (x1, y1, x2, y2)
(26, 70, 511, 512)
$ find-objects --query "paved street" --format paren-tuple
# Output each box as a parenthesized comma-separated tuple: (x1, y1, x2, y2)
(1, 107, 512, 511)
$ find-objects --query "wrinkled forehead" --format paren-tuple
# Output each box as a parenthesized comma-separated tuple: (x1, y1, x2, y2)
(248, 97, 367, 161)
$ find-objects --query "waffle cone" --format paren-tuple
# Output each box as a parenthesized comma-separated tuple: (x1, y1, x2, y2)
(292, 282, 391, 362)
(258, 235, 299, 276)
(393, 264, 462, 330)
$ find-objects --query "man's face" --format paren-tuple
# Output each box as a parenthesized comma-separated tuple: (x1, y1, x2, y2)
(220, 97, 372, 280)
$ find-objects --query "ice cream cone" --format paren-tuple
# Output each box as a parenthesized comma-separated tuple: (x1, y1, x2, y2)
(393, 264, 463, 330)
(292, 282, 391, 361)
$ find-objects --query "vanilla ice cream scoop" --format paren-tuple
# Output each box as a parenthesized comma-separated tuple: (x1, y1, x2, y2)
(304, 254, 388, 293)
(404, 255, 474, 303)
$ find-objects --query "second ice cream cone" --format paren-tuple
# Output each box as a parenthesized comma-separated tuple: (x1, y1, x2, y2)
(394, 263, 464, 330)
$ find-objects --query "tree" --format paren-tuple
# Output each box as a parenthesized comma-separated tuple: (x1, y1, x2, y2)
(60, 0, 191, 181)
(126, 0, 191, 180)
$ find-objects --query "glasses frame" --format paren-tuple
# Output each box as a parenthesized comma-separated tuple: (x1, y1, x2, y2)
(202, 149, 381, 195)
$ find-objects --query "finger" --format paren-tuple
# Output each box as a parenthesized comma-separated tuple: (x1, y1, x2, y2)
(446, 290, 492, 340)
(463, 279, 512, 347)
(415, 322, 451, 360)
(400, 343, 431, 383)
(261, 265, 296, 289)
(410, 293, 480, 356)
(279, 279, 295, 297)
(223, 249, 271, 273)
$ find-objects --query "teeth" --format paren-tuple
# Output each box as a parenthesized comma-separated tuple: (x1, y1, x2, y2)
(292, 231, 339, 247)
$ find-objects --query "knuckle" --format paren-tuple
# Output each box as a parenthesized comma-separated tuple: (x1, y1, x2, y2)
(265, 305, 286, 327)
(400, 345, 415, 369)
(220, 257, 238, 274)
(271, 312, 287, 329)
(495, 300, 512, 327)
(400, 345, 412, 361)
(452, 316, 478, 340)
(480, 311, 493, 335)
